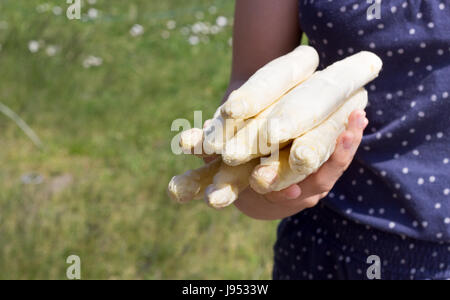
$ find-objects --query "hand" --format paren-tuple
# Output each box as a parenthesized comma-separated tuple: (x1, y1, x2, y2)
(234, 110, 369, 220)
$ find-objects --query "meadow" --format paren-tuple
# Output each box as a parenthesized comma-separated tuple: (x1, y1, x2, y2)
(0, 0, 280, 279)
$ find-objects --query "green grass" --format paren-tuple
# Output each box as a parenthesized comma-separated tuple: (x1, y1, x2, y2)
(0, 0, 279, 279)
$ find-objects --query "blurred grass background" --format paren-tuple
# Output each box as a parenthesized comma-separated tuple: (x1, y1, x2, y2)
(0, 0, 281, 279)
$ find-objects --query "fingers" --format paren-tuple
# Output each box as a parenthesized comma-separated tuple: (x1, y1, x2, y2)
(299, 110, 368, 199)
(264, 110, 368, 206)
(265, 184, 302, 203)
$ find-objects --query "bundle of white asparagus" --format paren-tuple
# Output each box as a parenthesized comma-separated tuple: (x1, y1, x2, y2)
(168, 46, 382, 209)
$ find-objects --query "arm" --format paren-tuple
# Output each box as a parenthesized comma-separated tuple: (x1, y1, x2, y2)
(221, 0, 302, 104)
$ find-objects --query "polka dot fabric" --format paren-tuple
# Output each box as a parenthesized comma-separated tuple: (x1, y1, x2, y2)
(273, 204, 450, 280)
(273, 0, 450, 279)
(300, 0, 450, 243)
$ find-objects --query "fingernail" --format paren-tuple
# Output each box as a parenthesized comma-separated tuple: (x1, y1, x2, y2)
(343, 134, 354, 150)
(357, 114, 367, 129)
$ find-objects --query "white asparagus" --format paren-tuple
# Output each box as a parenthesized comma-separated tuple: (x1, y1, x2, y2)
(168, 158, 222, 203)
(179, 128, 204, 155)
(179, 127, 218, 159)
(221, 99, 288, 166)
(205, 159, 259, 209)
(249, 147, 304, 194)
(250, 89, 368, 194)
(265, 51, 382, 144)
(289, 88, 368, 173)
(221, 45, 319, 119)
(203, 114, 247, 154)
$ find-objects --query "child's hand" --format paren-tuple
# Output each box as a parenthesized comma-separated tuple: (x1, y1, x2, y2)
(234, 110, 369, 220)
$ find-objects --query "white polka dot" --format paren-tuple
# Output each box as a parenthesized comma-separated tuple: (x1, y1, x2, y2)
(378, 23, 385, 30)
(439, 3, 445, 10)
(443, 92, 449, 99)
(431, 94, 438, 102)
(429, 176, 436, 183)
(418, 178, 424, 185)
(402, 141, 408, 147)
(425, 134, 432, 141)
(435, 203, 442, 209)
(414, 57, 421, 63)
(340, 6, 346, 12)
(437, 132, 444, 139)
(327, 22, 333, 28)
(402, 168, 409, 174)
(426, 65, 433, 71)
(444, 189, 450, 196)
(413, 150, 420, 156)
(317, 11, 323, 18)
(428, 22, 435, 29)
(443, 158, 449, 164)
(408, 71, 414, 77)
(387, 50, 393, 57)
(386, 93, 393, 100)
(438, 49, 444, 55)
(369, 42, 376, 49)
(418, 85, 424, 92)
(444, 218, 450, 224)
(391, 6, 397, 13)
(402, 2, 408, 8)
(398, 48, 404, 54)
(389, 222, 396, 229)
(417, 12, 423, 19)
(436, 233, 443, 239)
(422, 221, 428, 228)
(353, 4, 359, 10)
(358, 29, 364, 36)
(418, 111, 425, 118)
(409, 128, 416, 134)
(420, 42, 426, 48)
(409, 28, 416, 35)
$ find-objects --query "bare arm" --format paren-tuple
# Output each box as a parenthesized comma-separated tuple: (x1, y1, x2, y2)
(222, 0, 302, 103)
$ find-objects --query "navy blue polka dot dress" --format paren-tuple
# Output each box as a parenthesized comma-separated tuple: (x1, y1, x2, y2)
(273, 0, 450, 280)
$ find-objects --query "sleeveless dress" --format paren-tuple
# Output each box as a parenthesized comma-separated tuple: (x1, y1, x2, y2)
(273, 0, 450, 280)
